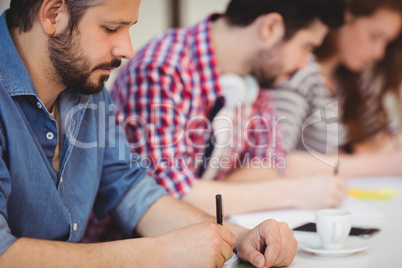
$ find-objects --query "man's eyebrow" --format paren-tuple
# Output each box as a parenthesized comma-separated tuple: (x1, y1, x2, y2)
(103, 20, 138, 26)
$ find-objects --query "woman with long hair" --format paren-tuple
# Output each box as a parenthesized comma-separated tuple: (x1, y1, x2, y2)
(272, 0, 402, 177)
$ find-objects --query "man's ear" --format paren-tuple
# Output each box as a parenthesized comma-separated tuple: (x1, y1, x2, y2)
(258, 13, 285, 47)
(38, 0, 69, 36)
(344, 10, 355, 24)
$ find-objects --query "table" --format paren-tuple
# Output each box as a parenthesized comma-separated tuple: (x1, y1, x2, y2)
(227, 177, 402, 268)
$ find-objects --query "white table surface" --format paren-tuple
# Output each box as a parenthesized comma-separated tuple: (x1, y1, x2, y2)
(228, 177, 402, 268)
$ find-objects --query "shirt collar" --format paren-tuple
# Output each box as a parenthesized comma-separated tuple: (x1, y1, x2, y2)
(0, 10, 38, 97)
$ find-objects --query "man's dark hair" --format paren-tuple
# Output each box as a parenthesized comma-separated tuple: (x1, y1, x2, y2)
(7, 0, 102, 33)
(224, 0, 346, 40)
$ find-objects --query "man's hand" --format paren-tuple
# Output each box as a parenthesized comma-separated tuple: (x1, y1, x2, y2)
(235, 219, 297, 268)
(155, 222, 236, 268)
(292, 175, 348, 209)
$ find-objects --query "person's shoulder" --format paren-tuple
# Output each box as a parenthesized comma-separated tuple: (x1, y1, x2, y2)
(126, 26, 194, 73)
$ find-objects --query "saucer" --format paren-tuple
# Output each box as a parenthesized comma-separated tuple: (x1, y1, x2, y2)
(298, 236, 369, 257)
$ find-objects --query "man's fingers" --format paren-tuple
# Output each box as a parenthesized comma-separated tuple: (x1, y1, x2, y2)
(235, 237, 266, 267)
(235, 220, 297, 268)
(215, 254, 227, 268)
(218, 224, 237, 250)
(216, 225, 236, 266)
(220, 244, 234, 265)
(244, 246, 266, 268)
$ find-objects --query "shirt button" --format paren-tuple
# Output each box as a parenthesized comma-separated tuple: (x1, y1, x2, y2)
(37, 102, 42, 109)
(60, 177, 63, 183)
(73, 223, 78, 231)
(46, 132, 54, 140)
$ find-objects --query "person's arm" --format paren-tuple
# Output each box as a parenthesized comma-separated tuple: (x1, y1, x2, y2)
(182, 170, 348, 215)
(0, 221, 234, 268)
(224, 164, 280, 182)
(0, 195, 297, 268)
(284, 149, 402, 177)
(352, 131, 399, 153)
(0, 236, 170, 267)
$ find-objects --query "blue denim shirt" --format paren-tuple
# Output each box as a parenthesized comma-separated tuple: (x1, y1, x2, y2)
(0, 10, 167, 255)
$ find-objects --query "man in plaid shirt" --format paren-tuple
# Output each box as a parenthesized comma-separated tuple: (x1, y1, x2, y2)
(109, 0, 349, 216)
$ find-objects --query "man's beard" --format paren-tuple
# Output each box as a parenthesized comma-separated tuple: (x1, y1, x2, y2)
(251, 44, 296, 89)
(48, 28, 121, 95)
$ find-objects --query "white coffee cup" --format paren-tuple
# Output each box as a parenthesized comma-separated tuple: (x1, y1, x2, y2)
(315, 209, 352, 250)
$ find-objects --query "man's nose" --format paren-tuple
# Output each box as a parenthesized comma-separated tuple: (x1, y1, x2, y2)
(112, 31, 134, 60)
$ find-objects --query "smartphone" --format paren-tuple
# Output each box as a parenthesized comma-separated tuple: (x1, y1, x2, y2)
(292, 222, 380, 238)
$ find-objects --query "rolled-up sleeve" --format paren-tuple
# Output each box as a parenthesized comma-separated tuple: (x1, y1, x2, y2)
(94, 91, 167, 235)
(112, 173, 167, 234)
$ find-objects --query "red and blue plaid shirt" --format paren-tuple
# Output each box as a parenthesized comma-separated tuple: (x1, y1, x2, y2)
(111, 15, 286, 199)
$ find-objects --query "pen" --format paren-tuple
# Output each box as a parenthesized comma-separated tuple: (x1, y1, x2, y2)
(216, 194, 223, 225)
(334, 160, 339, 175)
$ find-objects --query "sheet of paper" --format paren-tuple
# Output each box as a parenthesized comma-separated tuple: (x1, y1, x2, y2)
(348, 176, 402, 189)
(223, 253, 239, 268)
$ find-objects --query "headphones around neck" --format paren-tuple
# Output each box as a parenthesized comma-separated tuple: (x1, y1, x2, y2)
(200, 74, 260, 179)
(219, 74, 260, 107)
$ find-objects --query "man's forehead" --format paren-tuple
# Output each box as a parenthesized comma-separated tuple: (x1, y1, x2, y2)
(88, 0, 140, 23)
